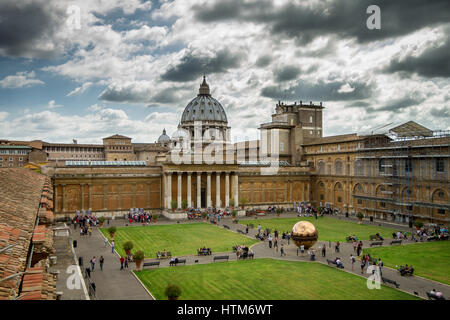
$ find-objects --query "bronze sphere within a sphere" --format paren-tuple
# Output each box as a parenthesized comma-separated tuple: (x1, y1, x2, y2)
(291, 221, 318, 249)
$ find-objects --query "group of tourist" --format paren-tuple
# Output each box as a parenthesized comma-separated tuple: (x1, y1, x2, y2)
(73, 210, 101, 229)
(128, 208, 152, 223)
(415, 226, 449, 241)
(156, 249, 169, 258)
(197, 246, 212, 256)
(234, 244, 253, 259)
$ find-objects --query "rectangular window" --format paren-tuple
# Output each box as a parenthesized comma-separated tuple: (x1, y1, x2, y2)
(309, 130, 313, 135)
(309, 115, 313, 123)
(337, 196, 342, 203)
(436, 158, 444, 172)
(380, 202, 386, 208)
(337, 144, 341, 151)
(320, 194, 324, 200)
(405, 158, 413, 173)
(437, 209, 446, 215)
(280, 142, 284, 152)
(357, 199, 362, 204)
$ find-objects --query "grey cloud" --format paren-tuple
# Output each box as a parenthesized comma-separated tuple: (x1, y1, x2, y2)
(193, 0, 450, 44)
(274, 66, 301, 82)
(385, 38, 450, 78)
(255, 55, 272, 68)
(161, 49, 245, 82)
(261, 80, 374, 101)
(430, 105, 450, 118)
(0, 0, 65, 58)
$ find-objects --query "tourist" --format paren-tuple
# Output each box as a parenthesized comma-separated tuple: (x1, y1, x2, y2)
(280, 244, 285, 256)
(268, 235, 273, 248)
(90, 256, 96, 271)
(99, 256, 104, 271)
(111, 240, 115, 254)
(321, 245, 326, 257)
(104, 238, 108, 247)
(257, 224, 261, 235)
(124, 257, 129, 269)
(352, 240, 357, 252)
(350, 254, 355, 271)
(300, 244, 305, 256)
(335, 241, 340, 253)
(360, 257, 366, 274)
(309, 249, 316, 261)
(120, 256, 125, 270)
(246, 225, 249, 234)
(378, 258, 383, 277)
(335, 257, 343, 268)
(274, 237, 278, 252)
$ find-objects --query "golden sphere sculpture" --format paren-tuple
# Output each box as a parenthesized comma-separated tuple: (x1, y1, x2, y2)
(291, 221, 318, 249)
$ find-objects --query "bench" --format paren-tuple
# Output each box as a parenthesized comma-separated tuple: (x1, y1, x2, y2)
(143, 261, 160, 268)
(223, 225, 230, 230)
(232, 219, 239, 224)
(370, 241, 383, 247)
(156, 252, 172, 259)
(426, 292, 445, 300)
(197, 249, 212, 256)
(213, 255, 229, 262)
(238, 252, 254, 260)
(382, 277, 399, 288)
(237, 229, 245, 235)
(326, 259, 344, 268)
(399, 267, 414, 276)
(390, 240, 402, 245)
(169, 258, 186, 266)
(369, 235, 377, 241)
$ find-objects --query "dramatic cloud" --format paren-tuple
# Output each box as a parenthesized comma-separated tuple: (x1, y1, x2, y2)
(161, 48, 245, 82)
(386, 36, 450, 78)
(0, 71, 44, 88)
(261, 79, 374, 102)
(193, 0, 450, 44)
(274, 66, 301, 82)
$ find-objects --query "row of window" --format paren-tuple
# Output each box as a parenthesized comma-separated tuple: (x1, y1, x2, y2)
(0, 149, 29, 155)
(45, 147, 103, 152)
(0, 157, 23, 161)
(0, 163, 23, 167)
(378, 158, 445, 173)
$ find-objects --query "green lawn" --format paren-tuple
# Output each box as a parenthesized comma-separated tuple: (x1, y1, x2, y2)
(241, 217, 398, 242)
(100, 222, 258, 258)
(364, 241, 450, 285)
(135, 258, 418, 300)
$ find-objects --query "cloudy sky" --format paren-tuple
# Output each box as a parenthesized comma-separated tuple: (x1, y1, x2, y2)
(0, 0, 449, 144)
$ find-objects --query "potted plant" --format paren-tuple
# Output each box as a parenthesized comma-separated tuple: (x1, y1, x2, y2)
(108, 226, 117, 239)
(413, 221, 423, 230)
(133, 250, 145, 271)
(201, 211, 207, 221)
(229, 198, 235, 208)
(153, 214, 158, 223)
(276, 208, 282, 218)
(240, 197, 247, 209)
(357, 212, 364, 224)
(123, 241, 134, 256)
(231, 210, 237, 221)
(171, 200, 178, 212)
(98, 216, 105, 227)
(181, 199, 188, 211)
(165, 284, 182, 300)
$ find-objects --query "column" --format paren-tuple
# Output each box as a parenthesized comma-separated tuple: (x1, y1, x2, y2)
(167, 172, 172, 210)
(234, 174, 239, 207)
(88, 184, 92, 210)
(216, 173, 221, 208)
(118, 184, 122, 209)
(132, 183, 136, 208)
(103, 184, 107, 210)
(307, 182, 310, 202)
(80, 184, 85, 210)
(197, 172, 201, 208)
(207, 172, 212, 208)
(177, 172, 182, 209)
(187, 173, 192, 208)
(225, 173, 230, 207)
(61, 184, 66, 212)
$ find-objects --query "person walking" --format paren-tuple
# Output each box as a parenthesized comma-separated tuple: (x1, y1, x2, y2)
(274, 237, 278, 252)
(321, 244, 326, 257)
(111, 240, 115, 254)
(378, 258, 383, 277)
(120, 256, 125, 270)
(104, 237, 108, 247)
(99, 256, 104, 271)
(268, 235, 273, 248)
(300, 244, 305, 257)
(353, 240, 357, 252)
(90, 256, 96, 272)
(246, 225, 249, 234)
(335, 241, 340, 253)
(124, 257, 129, 269)
(280, 244, 285, 256)
(360, 255, 366, 274)
(88, 226, 92, 237)
(350, 254, 355, 271)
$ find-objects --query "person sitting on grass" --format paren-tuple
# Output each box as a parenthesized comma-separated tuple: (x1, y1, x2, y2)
(157, 251, 162, 259)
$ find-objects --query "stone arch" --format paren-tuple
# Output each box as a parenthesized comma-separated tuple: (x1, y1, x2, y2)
(333, 181, 344, 209)
(317, 160, 325, 174)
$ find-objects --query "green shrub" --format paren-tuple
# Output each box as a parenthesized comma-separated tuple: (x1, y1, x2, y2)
(107, 226, 117, 234)
(414, 221, 424, 229)
(357, 212, 364, 220)
(98, 216, 106, 223)
(171, 199, 178, 210)
(123, 241, 134, 251)
(181, 199, 188, 209)
(133, 250, 145, 261)
(229, 198, 235, 207)
(164, 284, 182, 299)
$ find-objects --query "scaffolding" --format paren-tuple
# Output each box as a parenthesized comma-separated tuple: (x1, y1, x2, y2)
(353, 126, 450, 227)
